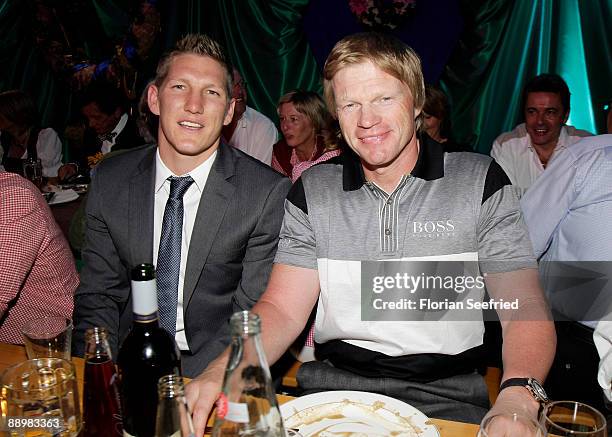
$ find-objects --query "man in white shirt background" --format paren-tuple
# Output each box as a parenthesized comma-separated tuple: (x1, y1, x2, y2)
(521, 134, 612, 421)
(491, 73, 591, 191)
(222, 68, 278, 165)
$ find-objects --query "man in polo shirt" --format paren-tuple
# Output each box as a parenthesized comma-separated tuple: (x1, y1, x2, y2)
(490, 73, 591, 191)
(186, 33, 555, 434)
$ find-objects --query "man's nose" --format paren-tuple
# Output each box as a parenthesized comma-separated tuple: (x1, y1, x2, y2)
(185, 92, 204, 113)
(358, 104, 380, 128)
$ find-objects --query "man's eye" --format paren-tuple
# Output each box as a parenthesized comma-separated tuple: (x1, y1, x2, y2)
(171, 84, 185, 90)
(290, 117, 298, 123)
(380, 96, 392, 103)
(342, 103, 357, 112)
(207, 89, 220, 96)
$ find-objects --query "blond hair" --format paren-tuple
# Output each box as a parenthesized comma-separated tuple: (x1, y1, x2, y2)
(323, 32, 425, 130)
(154, 34, 233, 98)
(278, 90, 339, 152)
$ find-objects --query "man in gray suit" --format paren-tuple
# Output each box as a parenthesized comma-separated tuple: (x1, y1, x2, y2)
(73, 34, 291, 377)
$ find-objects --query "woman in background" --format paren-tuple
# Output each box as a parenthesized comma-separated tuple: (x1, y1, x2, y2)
(272, 90, 341, 182)
(0, 90, 62, 182)
(422, 84, 471, 153)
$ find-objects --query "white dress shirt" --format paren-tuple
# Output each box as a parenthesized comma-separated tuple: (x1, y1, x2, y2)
(9, 128, 63, 178)
(153, 148, 217, 350)
(101, 113, 128, 154)
(490, 123, 591, 190)
(228, 106, 278, 165)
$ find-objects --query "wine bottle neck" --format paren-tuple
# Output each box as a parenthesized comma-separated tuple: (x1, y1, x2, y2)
(133, 311, 160, 324)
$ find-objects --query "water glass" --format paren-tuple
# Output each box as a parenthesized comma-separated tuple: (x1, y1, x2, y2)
(540, 401, 607, 436)
(478, 412, 547, 437)
(21, 317, 73, 360)
(0, 358, 82, 436)
(23, 158, 43, 188)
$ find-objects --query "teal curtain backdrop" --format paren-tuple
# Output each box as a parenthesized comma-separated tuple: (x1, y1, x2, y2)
(442, 0, 612, 153)
(0, 0, 610, 152)
(171, 0, 322, 125)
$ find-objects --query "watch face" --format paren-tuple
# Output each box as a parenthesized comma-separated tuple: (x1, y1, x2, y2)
(529, 378, 549, 402)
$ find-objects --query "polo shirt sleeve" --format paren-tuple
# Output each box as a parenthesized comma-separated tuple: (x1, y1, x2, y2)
(477, 160, 537, 273)
(273, 178, 318, 270)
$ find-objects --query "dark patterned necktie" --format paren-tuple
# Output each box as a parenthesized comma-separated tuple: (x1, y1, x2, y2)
(157, 175, 194, 335)
(97, 131, 118, 144)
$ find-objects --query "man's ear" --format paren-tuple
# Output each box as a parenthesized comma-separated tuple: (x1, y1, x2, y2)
(148, 85, 161, 116)
(562, 110, 569, 124)
(223, 98, 236, 126)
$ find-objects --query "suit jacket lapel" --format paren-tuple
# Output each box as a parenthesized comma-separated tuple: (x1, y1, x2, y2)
(128, 147, 156, 266)
(183, 143, 236, 308)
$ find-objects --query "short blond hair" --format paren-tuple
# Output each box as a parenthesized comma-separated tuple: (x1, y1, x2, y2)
(323, 32, 425, 130)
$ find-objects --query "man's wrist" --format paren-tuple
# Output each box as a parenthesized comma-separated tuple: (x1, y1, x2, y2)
(500, 377, 549, 403)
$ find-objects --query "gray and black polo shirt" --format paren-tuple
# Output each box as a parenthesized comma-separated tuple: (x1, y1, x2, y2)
(274, 136, 536, 380)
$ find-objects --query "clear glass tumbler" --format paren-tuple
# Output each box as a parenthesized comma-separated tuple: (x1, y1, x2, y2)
(0, 358, 82, 436)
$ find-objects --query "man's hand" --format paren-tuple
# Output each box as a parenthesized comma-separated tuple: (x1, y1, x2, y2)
(185, 354, 228, 436)
(482, 387, 541, 436)
(58, 163, 78, 181)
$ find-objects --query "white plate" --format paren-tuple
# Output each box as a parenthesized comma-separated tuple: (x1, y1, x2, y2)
(281, 391, 440, 437)
(48, 188, 79, 205)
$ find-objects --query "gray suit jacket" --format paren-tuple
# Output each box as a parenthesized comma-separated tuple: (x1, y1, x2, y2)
(73, 142, 291, 377)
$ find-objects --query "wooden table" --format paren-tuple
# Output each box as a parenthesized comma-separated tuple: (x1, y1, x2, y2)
(0, 343, 479, 436)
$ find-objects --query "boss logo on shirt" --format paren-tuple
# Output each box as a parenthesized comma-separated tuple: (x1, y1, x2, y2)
(412, 220, 456, 238)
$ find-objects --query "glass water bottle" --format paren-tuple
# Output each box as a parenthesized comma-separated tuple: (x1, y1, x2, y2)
(83, 327, 123, 436)
(154, 375, 195, 437)
(212, 311, 285, 437)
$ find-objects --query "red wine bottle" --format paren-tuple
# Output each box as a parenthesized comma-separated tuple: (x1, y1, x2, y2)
(83, 327, 123, 436)
(117, 264, 181, 437)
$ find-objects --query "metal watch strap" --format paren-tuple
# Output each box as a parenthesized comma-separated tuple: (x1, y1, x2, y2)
(499, 377, 549, 403)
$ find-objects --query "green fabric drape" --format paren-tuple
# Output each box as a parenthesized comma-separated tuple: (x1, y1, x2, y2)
(442, 0, 612, 153)
(179, 0, 322, 123)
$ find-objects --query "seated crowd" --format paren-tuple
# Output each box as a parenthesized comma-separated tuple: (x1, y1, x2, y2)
(1, 30, 611, 436)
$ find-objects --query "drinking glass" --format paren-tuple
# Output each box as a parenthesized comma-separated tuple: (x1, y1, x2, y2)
(0, 358, 82, 436)
(540, 401, 607, 436)
(478, 412, 547, 437)
(23, 158, 43, 188)
(21, 317, 73, 360)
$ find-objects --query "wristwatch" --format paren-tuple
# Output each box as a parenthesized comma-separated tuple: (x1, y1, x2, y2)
(499, 377, 549, 403)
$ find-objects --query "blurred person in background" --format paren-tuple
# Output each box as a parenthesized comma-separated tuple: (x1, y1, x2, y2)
(272, 89, 342, 182)
(491, 73, 591, 191)
(422, 84, 470, 152)
(58, 83, 147, 181)
(0, 90, 62, 184)
(222, 68, 278, 165)
(0, 171, 77, 343)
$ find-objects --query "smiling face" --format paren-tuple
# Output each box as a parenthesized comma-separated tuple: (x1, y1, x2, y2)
(279, 102, 316, 152)
(332, 61, 420, 184)
(524, 92, 567, 150)
(148, 53, 235, 174)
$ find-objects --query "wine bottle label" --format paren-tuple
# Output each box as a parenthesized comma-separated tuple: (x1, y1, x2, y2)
(215, 393, 249, 423)
(226, 401, 249, 423)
